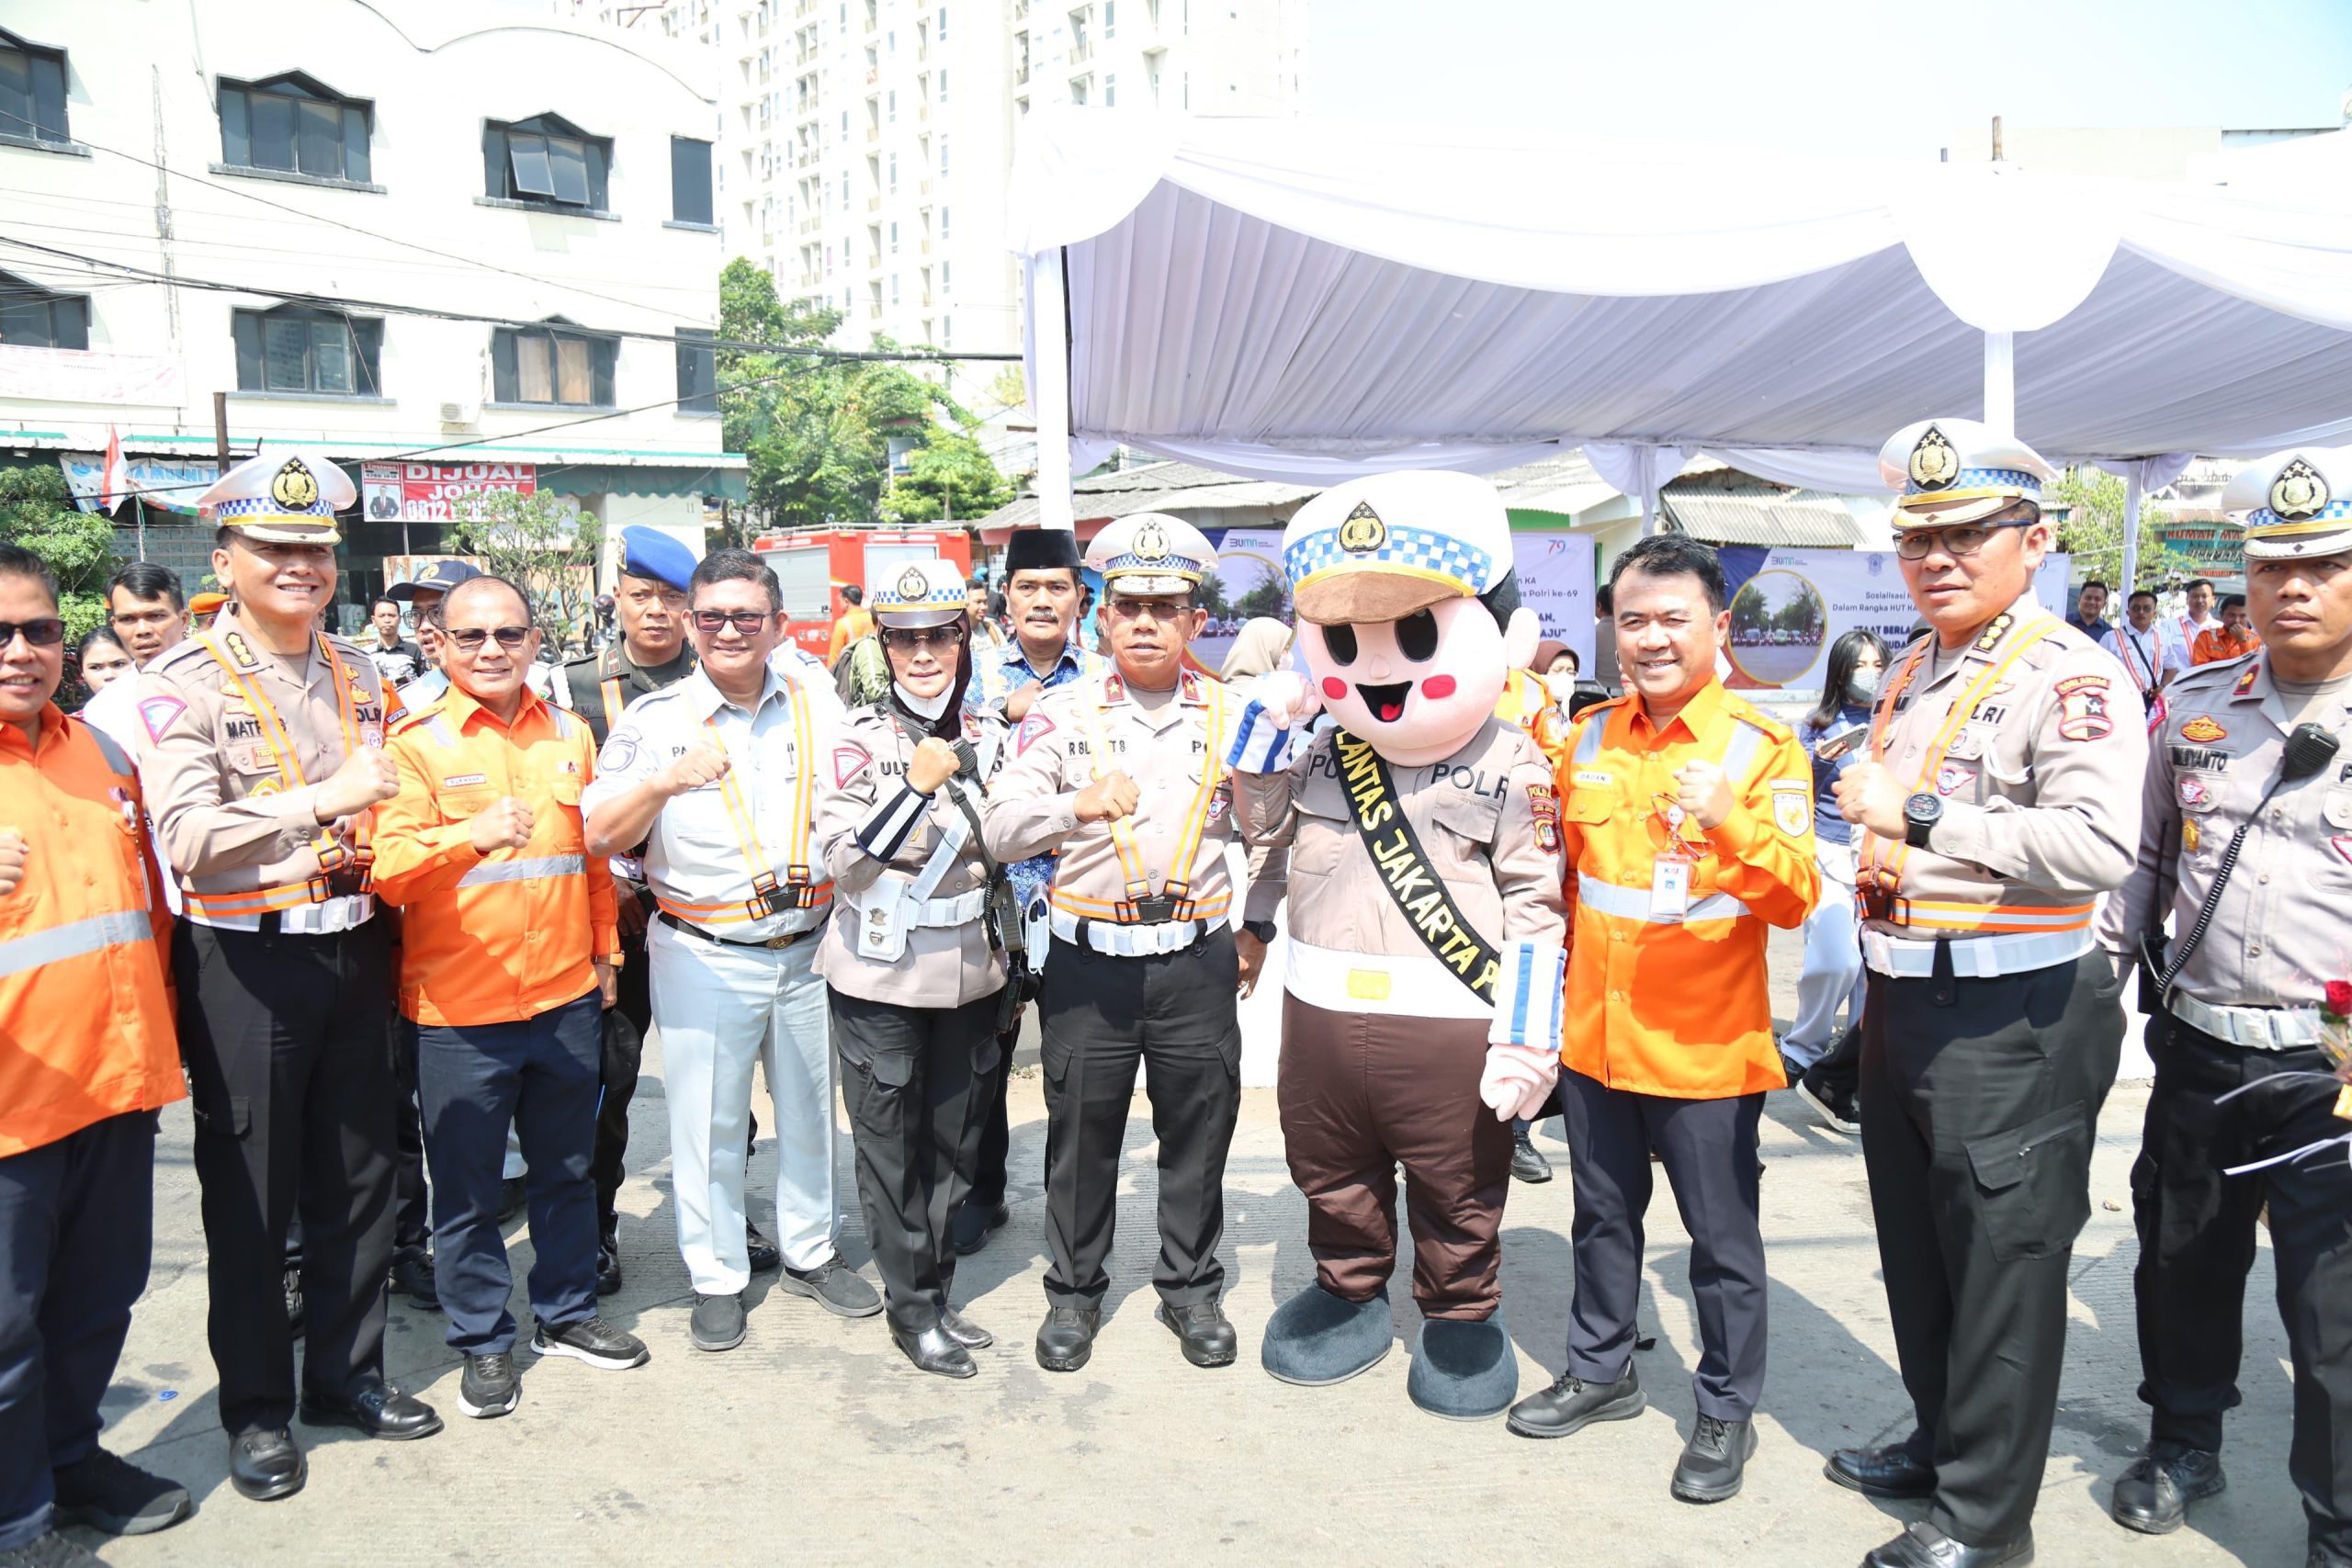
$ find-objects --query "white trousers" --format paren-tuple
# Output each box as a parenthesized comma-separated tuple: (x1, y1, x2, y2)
(649, 919, 837, 1292)
(1783, 840, 1865, 1066)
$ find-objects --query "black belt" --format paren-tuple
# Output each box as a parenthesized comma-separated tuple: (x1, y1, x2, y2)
(657, 909, 812, 951)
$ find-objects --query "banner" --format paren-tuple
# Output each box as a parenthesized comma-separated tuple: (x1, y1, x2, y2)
(1716, 547, 2072, 701)
(1512, 531, 1597, 673)
(60, 453, 218, 515)
(361, 461, 536, 524)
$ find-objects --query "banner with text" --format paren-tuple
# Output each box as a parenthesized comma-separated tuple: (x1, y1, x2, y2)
(361, 462, 536, 524)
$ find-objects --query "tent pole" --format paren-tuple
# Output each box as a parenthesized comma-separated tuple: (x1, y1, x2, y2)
(1983, 331, 2016, 437)
(1031, 248, 1076, 533)
(2120, 467, 2144, 594)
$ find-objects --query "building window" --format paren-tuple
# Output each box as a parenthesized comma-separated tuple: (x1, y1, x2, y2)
(941, 259, 951, 293)
(0, 29, 69, 145)
(1104, 0, 1116, 35)
(938, 132, 949, 176)
(220, 73, 371, 182)
(483, 115, 611, 211)
(675, 328, 718, 413)
(0, 270, 87, 349)
(887, 89, 896, 123)
(941, 206, 950, 242)
(938, 68, 948, 101)
(889, 220, 899, 253)
(232, 305, 383, 395)
(937, 5, 947, 39)
(1069, 76, 1087, 106)
(492, 321, 616, 407)
(671, 136, 714, 223)
(1104, 73, 1115, 106)
(890, 275, 899, 305)
(887, 151, 897, 192)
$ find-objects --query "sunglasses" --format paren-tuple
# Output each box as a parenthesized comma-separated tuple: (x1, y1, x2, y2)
(879, 624, 967, 652)
(692, 609, 773, 635)
(0, 617, 65, 649)
(1894, 521, 2031, 561)
(445, 626, 533, 652)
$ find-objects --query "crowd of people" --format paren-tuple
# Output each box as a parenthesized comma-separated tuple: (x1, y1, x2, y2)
(1, 423, 2347, 1568)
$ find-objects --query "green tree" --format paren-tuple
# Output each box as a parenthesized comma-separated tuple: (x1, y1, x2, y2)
(446, 489, 598, 651)
(1235, 578, 1290, 623)
(878, 428, 1015, 525)
(0, 466, 114, 645)
(2048, 467, 2181, 590)
(1193, 570, 1230, 618)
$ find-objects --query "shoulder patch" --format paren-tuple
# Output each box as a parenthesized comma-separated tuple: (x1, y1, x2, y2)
(2053, 672, 2115, 741)
(832, 743, 873, 788)
(1015, 710, 1057, 756)
(137, 694, 187, 743)
(1770, 782, 1812, 836)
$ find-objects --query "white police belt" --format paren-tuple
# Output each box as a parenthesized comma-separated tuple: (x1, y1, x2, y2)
(2167, 991, 2326, 1052)
(841, 881, 989, 961)
(1861, 925, 2094, 980)
(187, 893, 375, 936)
(1047, 906, 1206, 957)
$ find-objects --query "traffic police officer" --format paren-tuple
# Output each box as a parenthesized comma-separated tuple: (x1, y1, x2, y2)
(1829, 419, 2147, 1568)
(2097, 446, 2352, 1562)
(982, 514, 1281, 1375)
(582, 548, 880, 1356)
(141, 450, 444, 1504)
(816, 558, 1011, 1379)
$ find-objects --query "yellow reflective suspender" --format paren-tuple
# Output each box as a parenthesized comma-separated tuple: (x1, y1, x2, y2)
(655, 679, 831, 927)
(1068, 674, 1229, 921)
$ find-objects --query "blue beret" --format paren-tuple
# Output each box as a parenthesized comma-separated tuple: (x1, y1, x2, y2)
(618, 525, 696, 592)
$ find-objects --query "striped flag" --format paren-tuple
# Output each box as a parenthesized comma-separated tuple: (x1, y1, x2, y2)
(99, 423, 133, 509)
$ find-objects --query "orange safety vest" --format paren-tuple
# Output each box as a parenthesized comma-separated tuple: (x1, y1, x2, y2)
(0, 706, 180, 1156)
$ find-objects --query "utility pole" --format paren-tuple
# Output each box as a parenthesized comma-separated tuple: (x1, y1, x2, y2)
(212, 390, 230, 470)
(1991, 114, 2004, 162)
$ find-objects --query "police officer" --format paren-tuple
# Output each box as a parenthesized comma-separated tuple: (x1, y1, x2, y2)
(982, 514, 1281, 1374)
(141, 451, 443, 1503)
(816, 558, 1011, 1379)
(1828, 420, 2148, 1568)
(2096, 446, 2352, 1563)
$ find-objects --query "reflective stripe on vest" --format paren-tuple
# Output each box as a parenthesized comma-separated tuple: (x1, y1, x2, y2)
(457, 854, 586, 888)
(0, 908, 152, 979)
(1577, 872, 1752, 925)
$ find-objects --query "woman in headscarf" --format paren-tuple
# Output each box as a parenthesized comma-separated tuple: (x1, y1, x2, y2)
(1218, 616, 1295, 682)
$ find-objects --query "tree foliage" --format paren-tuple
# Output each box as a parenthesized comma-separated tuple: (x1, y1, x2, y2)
(0, 465, 114, 646)
(446, 489, 598, 651)
(2049, 467, 2182, 590)
(878, 429, 1015, 525)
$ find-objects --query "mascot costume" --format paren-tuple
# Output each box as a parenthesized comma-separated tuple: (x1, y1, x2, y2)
(1227, 470, 1567, 1419)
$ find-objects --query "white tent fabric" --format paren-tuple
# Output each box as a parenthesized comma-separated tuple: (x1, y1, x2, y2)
(1011, 113, 2352, 528)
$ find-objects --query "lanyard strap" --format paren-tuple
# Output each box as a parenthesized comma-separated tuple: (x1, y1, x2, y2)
(701, 681, 818, 897)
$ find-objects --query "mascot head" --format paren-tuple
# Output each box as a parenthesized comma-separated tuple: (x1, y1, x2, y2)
(1283, 470, 1538, 767)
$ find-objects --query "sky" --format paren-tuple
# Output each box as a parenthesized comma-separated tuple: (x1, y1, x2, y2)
(1310, 0, 2352, 159)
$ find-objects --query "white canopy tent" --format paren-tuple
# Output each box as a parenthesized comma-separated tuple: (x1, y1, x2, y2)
(1010, 115, 2352, 590)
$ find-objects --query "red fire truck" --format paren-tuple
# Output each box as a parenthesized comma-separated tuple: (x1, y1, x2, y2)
(751, 529, 975, 660)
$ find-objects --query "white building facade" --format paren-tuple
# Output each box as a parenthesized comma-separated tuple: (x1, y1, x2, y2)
(0, 0, 741, 611)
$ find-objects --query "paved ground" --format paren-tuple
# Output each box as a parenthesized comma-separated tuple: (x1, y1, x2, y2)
(79, 930, 2301, 1567)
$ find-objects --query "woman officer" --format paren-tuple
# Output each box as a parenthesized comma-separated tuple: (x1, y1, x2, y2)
(814, 558, 1011, 1378)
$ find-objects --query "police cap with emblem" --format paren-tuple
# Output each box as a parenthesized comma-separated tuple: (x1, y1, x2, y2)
(386, 558, 484, 603)
(1084, 513, 1216, 599)
(2222, 447, 2352, 560)
(1003, 526, 1083, 577)
(198, 448, 356, 544)
(1877, 417, 2057, 530)
(1281, 469, 1512, 626)
(868, 557, 967, 628)
(616, 525, 697, 592)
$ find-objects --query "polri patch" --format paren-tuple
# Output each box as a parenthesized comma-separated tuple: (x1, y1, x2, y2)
(2178, 716, 2227, 743)
(2054, 673, 2113, 741)
(1015, 711, 1056, 756)
(832, 744, 871, 788)
(1935, 763, 1973, 796)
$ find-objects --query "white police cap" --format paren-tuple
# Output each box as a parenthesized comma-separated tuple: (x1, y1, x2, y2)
(2222, 447, 2352, 561)
(869, 557, 967, 627)
(1282, 470, 1510, 626)
(1878, 419, 2057, 530)
(198, 448, 354, 544)
(1085, 513, 1216, 598)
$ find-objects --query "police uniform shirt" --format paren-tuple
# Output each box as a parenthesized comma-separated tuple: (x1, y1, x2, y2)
(579, 664, 844, 941)
(813, 703, 1008, 1008)
(138, 607, 390, 919)
(2098, 656, 2352, 1008)
(1860, 596, 2148, 934)
(983, 669, 1278, 927)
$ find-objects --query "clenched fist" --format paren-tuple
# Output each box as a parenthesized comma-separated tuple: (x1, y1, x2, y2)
(908, 736, 962, 795)
(1672, 760, 1735, 832)
(1074, 771, 1140, 824)
(0, 830, 27, 897)
(656, 744, 730, 798)
(469, 796, 536, 853)
(1833, 760, 1909, 839)
(315, 748, 401, 822)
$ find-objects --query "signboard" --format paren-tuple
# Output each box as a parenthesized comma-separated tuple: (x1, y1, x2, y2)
(60, 453, 218, 516)
(361, 461, 536, 524)
(1512, 531, 1597, 672)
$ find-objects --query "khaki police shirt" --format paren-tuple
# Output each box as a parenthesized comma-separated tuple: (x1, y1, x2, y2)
(814, 703, 1007, 1008)
(982, 669, 1279, 926)
(1860, 595, 2146, 935)
(138, 608, 390, 905)
(2097, 655, 2352, 1008)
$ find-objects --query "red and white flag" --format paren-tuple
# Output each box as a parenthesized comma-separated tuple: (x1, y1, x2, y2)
(98, 423, 134, 509)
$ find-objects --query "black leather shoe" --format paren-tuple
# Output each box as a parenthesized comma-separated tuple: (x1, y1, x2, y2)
(227, 1428, 305, 1503)
(745, 1219, 783, 1274)
(951, 1199, 1011, 1256)
(892, 1321, 978, 1379)
(390, 1252, 439, 1311)
(940, 1304, 993, 1349)
(496, 1176, 526, 1223)
(1035, 1303, 1102, 1372)
(1826, 1442, 1937, 1499)
(298, 1378, 444, 1441)
(1510, 1132, 1554, 1184)
(282, 1268, 305, 1340)
(1156, 1300, 1238, 1368)
(2111, 1442, 2224, 1534)
(1862, 1521, 2032, 1567)
(1671, 1414, 1757, 1503)
(1505, 1369, 1645, 1438)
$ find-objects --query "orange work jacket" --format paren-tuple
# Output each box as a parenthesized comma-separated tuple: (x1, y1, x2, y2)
(2190, 625, 2261, 667)
(0, 705, 180, 1156)
(828, 606, 876, 666)
(371, 685, 618, 1027)
(1554, 680, 1819, 1099)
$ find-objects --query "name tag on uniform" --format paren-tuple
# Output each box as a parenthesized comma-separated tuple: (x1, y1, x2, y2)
(1649, 857, 1690, 921)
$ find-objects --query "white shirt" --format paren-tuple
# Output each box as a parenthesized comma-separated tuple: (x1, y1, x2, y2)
(581, 665, 844, 939)
(2098, 621, 2187, 694)
(2165, 612, 2220, 657)
(79, 674, 183, 914)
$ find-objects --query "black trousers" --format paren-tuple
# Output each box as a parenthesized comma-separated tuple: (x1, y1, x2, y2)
(390, 1017, 430, 1267)
(1860, 949, 2123, 1548)
(1560, 1073, 1768, 1418)
(591, 910, 652, 1235)
(0, 1111, 154, 1551)
(2133, 1012, 2352, 1555)
(966, 1021, 1018, 1209)
(831, 987, 1003, 1332)
(175, 919, 397, 1436)
(1039, 929, 1240, 1309)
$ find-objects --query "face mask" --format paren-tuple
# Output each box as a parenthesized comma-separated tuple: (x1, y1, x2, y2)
(1845, 668, 1881, 705)
(1543, 672, 1578, 703)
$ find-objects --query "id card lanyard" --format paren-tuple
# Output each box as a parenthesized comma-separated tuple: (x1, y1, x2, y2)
(1647, 791, 1709, 919)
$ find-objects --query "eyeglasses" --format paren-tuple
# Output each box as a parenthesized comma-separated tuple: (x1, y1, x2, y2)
(692, 609, 773, 635)
(1894, 521, 2030, 561)
(444, 626, 533, 652)
(880, 624, 966, 651)
(1105, 597, 1190, 623)
(0, 617, 65, 649)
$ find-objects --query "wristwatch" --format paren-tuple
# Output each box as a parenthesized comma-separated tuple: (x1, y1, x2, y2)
(1903, 791, 1942, 850)
(1241, 919, 1278, 943)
